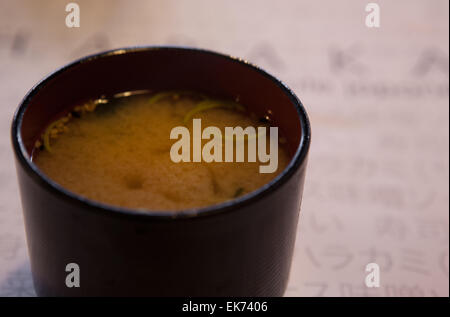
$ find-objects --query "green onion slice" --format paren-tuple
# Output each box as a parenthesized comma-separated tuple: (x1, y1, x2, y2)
(183, 100, 245, 125)
(42, 118, 65, 153)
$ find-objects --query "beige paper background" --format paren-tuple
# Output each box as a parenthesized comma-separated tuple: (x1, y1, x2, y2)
(0, 0, 448, 296)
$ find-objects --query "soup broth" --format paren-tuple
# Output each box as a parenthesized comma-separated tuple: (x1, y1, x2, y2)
(33, 91, 290, 211)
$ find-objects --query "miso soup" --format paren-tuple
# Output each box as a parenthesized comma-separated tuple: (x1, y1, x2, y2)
(33, 91, 290, 211)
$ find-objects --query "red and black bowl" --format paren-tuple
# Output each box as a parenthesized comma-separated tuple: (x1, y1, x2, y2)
(11, 46, 311, 296)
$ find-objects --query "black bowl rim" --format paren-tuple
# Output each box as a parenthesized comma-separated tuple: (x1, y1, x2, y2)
(11, 46, 311, 221)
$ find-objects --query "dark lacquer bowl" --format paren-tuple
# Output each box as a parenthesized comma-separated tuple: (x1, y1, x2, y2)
(11, 46, 311, 296)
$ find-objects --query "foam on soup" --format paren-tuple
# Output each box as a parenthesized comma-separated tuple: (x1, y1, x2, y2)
(33, 91, 290, 211)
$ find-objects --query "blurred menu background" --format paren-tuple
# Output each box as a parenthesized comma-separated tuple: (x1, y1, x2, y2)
(0, 0, 448, 296)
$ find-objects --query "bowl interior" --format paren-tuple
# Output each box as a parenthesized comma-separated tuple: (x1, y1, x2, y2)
(19, 48, 304, 156)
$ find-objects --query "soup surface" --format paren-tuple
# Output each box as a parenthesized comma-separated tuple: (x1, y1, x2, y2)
(33, 91, 290, 211)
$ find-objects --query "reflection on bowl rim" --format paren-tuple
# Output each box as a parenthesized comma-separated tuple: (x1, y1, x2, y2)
(11, 46, 311, 220)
